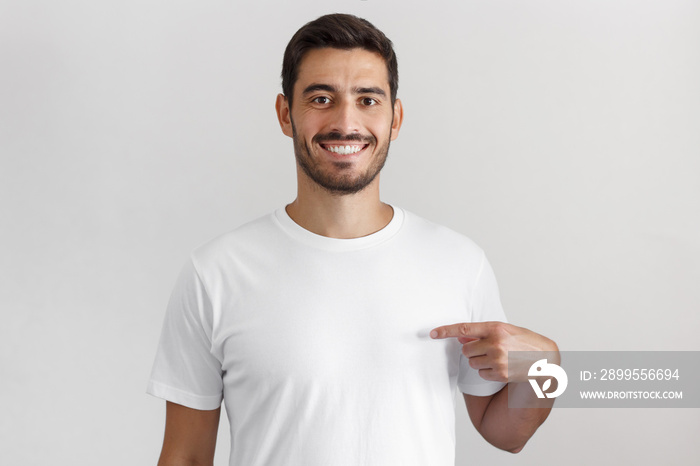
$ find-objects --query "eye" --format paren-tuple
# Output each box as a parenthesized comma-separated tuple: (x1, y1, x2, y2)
(312, 96, 331, 105)
(361, 97, 378, 106)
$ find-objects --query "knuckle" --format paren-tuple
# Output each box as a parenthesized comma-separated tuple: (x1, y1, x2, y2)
(493, 323, 510, 338)
(491, 341, 506, 355)
(495, 354, 508, 369)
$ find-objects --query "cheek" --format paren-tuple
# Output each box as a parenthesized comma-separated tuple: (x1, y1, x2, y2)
(372, 112, 395, 135)
(296, 120, 324, 141)
(370, 121, 394, 142)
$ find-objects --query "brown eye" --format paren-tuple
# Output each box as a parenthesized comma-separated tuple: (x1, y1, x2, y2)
(313, 96, 330, 104)
(361, 97, 377, 106)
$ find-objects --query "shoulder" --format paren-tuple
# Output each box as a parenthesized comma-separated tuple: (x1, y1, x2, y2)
(188, 211, 280, 272)
(399, 207, 485, 259)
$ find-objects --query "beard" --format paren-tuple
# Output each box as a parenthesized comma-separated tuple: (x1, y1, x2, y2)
(291, 120, 391, 195)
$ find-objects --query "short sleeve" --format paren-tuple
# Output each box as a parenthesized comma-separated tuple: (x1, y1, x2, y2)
(146, 256, 223, 410)
(457, 252, 508, 396)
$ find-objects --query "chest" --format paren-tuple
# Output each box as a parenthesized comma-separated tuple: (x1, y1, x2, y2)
(211, 249, 471, 387)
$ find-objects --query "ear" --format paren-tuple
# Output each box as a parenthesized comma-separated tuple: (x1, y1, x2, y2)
(390, 98, 403, 141)
(275, 93, 294, 138)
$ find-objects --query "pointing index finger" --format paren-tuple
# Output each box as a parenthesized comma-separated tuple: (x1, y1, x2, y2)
(430, 322, 492, 340)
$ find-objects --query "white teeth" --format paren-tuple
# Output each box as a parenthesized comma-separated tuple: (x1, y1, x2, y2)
(324, 144, 364, 155)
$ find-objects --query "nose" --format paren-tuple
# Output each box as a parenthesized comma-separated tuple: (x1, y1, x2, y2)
(328, 98, 360, 135)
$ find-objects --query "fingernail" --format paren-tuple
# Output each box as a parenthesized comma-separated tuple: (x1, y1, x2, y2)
(430, 330, 438, 339)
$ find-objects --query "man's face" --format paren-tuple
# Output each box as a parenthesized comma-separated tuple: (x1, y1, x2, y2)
(276, 47, 403, 195)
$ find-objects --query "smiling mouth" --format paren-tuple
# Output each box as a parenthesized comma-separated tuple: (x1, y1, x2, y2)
(319, 143, 369, 155)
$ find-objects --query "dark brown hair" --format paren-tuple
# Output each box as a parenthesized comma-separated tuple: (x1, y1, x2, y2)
(281, 13, 398, 107)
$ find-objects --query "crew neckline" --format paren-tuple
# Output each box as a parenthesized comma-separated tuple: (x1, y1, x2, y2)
(273, 204, 405, 252)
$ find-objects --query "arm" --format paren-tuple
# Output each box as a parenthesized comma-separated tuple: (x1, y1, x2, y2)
(431, 322, 559, 452)
(464, 381, 554, 453)
(157, 401, 221, 466)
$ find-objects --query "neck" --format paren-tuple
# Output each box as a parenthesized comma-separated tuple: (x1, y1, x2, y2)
(286, 173, 393, 239)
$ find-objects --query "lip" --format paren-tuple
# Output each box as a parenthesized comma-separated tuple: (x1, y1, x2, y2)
(318, 142, 370, 159)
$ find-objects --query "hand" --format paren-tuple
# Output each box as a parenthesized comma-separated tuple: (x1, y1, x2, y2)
(430, 322, 559, 383)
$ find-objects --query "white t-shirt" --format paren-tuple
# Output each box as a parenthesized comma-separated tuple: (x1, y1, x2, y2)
(148, 206, 507, 465)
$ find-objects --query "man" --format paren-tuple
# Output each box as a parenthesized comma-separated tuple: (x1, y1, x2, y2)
(148, 13, 559, 466)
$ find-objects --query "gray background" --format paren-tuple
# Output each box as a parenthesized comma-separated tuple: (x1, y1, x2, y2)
(1, 0, 698, 464)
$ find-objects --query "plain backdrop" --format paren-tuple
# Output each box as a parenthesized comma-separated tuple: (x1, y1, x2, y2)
(1, 0, 699, 464)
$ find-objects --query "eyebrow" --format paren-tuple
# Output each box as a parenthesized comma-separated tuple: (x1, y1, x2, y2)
(301, 84, 386, 97)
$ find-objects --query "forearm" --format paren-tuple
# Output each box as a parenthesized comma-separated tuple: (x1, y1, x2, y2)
(470, 337, 560, 453)
(477, 382, 554, 453)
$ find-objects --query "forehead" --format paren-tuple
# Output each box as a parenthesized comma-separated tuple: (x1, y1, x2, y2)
(294, 47, 390, 93)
